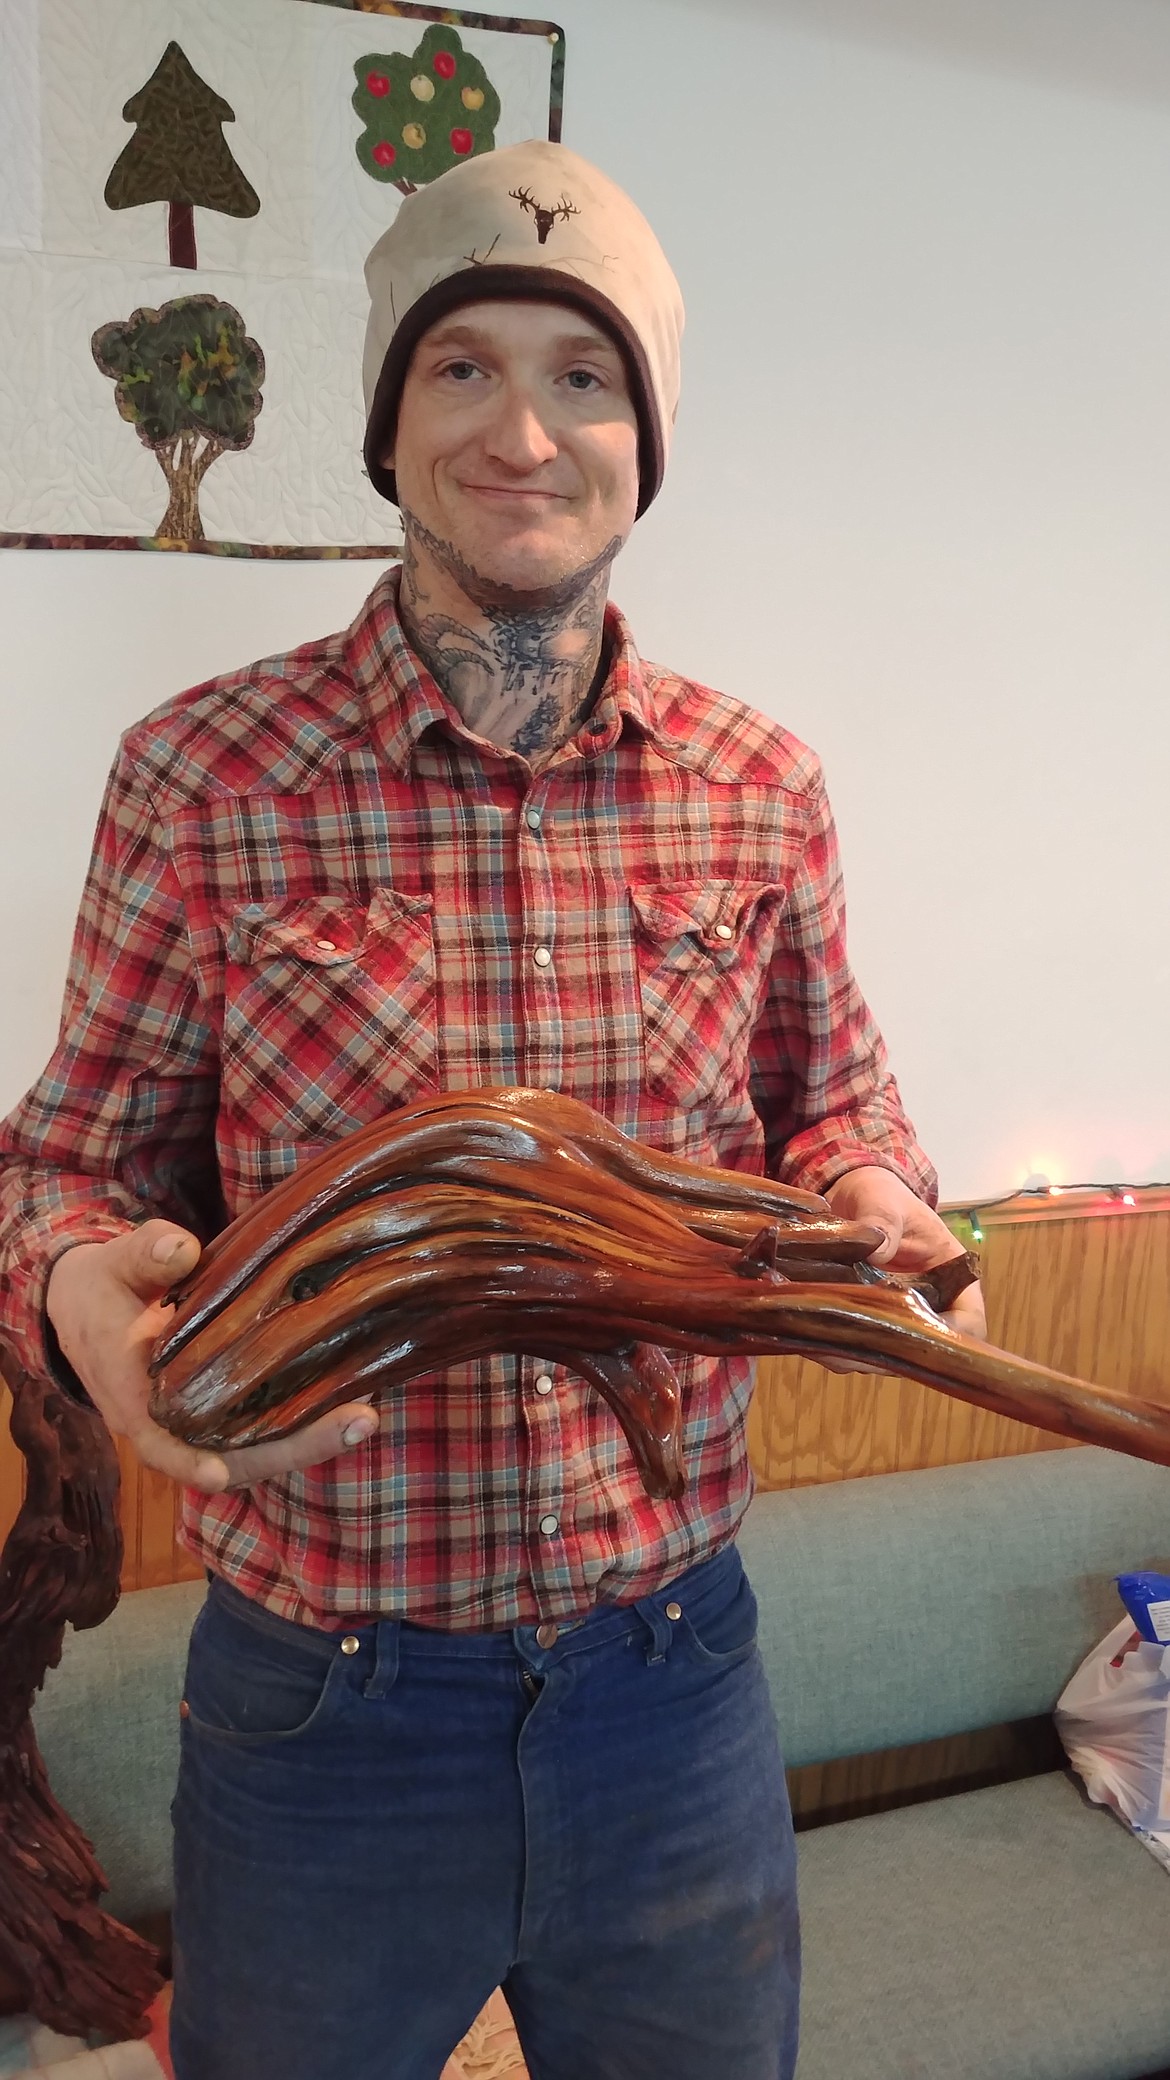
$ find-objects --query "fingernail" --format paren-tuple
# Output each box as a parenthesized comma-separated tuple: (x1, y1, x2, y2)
(342, 1417, 378, 1447)
(151, 1234, 181, 1264)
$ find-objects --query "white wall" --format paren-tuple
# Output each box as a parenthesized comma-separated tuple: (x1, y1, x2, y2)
(3, 0, 1168, 1198)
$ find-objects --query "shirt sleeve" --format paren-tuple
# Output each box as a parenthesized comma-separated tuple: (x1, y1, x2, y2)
(0, 743, 222, 1377)
(749, 763, 939, 1205)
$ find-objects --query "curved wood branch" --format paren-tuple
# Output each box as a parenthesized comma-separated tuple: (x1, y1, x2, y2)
(149, 1087, 1164, 1500)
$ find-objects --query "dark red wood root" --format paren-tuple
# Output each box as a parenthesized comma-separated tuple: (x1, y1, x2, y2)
(0, 1361, 164, 2040)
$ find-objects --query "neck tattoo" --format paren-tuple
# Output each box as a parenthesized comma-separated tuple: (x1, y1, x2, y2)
(397, 509, 622, 762)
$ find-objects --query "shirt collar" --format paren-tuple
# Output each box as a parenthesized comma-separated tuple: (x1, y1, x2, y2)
(342, 565, 662, 776)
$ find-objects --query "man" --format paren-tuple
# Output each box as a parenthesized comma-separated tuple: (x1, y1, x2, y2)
(0, 142, 982, 2079)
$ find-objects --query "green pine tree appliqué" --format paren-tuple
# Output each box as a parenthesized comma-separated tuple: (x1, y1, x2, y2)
(104, 42, 260, 269)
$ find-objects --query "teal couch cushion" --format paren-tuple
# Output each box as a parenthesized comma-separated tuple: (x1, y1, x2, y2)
(795, 1770, 1170, 2080)
(738, 1447, 1170, 1767)
(31, 1577, 205, 1924)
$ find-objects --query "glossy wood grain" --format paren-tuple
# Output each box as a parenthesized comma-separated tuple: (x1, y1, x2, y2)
(747, 1204, 1170, 1490)
(2, 1203, 1167, 1593)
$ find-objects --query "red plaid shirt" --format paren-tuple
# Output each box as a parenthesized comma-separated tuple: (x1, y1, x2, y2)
(0, 571, 935, 1629)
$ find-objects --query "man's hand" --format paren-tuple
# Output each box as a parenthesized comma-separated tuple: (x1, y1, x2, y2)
(46, 1220, 380, 1491)
(825, 1166, 987, 1341)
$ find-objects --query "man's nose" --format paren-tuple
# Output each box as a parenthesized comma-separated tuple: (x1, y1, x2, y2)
(482, 386, 559, 471)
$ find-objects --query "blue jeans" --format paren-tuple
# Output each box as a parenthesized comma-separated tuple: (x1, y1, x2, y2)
(170, 1544, 800, 2080)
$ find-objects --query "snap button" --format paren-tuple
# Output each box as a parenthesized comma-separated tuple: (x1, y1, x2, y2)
(314, 938, 337, 952)
(586, 718, 606, 736)
(539, 1513, 560, 1536)
(714, 923, 733, 941)
(535, 1373, 554, 1394)
(179, 1698, 190, 1719)
(533, 946, 552, 968)
(340, 1635, 361, 1656)
(535, 1622, 559, 1648)
(525, 808, 542, 829)
(665, 1602, 682, 1621)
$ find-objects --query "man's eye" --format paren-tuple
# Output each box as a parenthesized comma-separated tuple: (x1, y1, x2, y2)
(442, 360, 481, 381)
(565, 368, 602, 391)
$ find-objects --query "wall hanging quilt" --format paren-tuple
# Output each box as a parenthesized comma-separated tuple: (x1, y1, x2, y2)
(0, 0, 564, 556)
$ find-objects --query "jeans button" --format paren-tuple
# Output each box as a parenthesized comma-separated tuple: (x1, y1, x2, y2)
(665, 1602, 682, 1622)
(535, 1622, 559, 1648)
(340, 1635, 360, 1656)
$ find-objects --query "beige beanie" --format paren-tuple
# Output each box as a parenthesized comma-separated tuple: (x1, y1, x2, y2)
(362, 139, 684, 517)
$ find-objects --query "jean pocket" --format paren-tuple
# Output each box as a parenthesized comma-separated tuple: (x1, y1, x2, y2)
(181, 1598, 345, 1747)
(676, 1570, 760, 1668)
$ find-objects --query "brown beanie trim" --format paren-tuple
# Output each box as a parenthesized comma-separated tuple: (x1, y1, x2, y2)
(362, 265, 664, 519)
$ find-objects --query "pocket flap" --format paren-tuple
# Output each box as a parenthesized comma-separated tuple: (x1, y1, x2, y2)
(629, 879, 783, 957)
(220, 888, 433, 968)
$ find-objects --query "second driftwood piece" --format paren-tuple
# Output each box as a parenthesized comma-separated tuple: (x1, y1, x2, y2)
(0, 1356, 164, 2041)
(149, 1087, 1170, 1497)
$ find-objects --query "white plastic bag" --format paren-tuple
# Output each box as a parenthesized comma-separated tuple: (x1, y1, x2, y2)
(1056, 1615, 1170, 1870)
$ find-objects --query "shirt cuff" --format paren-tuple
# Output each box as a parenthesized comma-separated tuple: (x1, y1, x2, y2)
(779, 1136, 939, 1208)
(4, 1216, 136, 1384)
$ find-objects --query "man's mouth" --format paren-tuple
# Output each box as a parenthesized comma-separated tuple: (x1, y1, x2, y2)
(458, 483, 568, 503)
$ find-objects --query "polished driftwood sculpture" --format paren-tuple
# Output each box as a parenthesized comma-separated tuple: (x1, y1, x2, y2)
(0, 1356, 163, 2040)
(150, 1087, 1170, 1488)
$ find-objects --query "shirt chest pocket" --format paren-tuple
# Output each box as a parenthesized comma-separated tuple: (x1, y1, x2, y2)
(628, 879, 786, 1113)
(216, 888, 436, 1141)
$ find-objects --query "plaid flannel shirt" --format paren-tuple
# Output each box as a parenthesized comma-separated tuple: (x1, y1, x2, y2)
(0, 570, 936, 1629)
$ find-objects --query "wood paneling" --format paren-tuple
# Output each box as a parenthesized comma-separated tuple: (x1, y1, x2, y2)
(2, 1202, 1167, 1592)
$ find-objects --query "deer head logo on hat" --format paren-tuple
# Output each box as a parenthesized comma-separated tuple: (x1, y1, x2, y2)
(508, 187, 579, 245)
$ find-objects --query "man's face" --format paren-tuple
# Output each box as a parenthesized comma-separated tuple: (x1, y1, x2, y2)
(386, 299, 641, 600)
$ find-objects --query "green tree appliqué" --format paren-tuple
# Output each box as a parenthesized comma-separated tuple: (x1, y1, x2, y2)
(353, 26, 500, 195)
(91, 296, 265, 541)
(104, 42, 260, 269)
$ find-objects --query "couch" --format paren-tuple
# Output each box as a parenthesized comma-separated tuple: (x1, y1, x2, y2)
(32, 1444, 1170, 2079)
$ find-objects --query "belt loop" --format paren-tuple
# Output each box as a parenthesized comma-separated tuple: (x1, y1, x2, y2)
(363, 1617, 401, 1698)
(635, 1596, 674, 1666)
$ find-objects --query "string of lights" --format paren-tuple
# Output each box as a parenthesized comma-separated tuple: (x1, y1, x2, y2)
(942, 1182, 1170, 1246)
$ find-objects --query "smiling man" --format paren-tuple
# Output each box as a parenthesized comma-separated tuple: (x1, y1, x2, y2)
(390, 302, 634, 758)
(0, 142, 982, 2080)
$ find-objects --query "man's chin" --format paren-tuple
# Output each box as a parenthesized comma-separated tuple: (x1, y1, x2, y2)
(454, 532, 607, 612)
(401, 494, 624, 614)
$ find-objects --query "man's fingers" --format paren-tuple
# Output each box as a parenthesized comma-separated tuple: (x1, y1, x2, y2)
(862, 1223, 899, 1266)
(125, 1412, 232, 1492)
(943, 1282, 988, 1342)
(119, 1220, 201, 1302)
(218, 1401, 380, 1487)
(131, 1396, 380, 1489)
